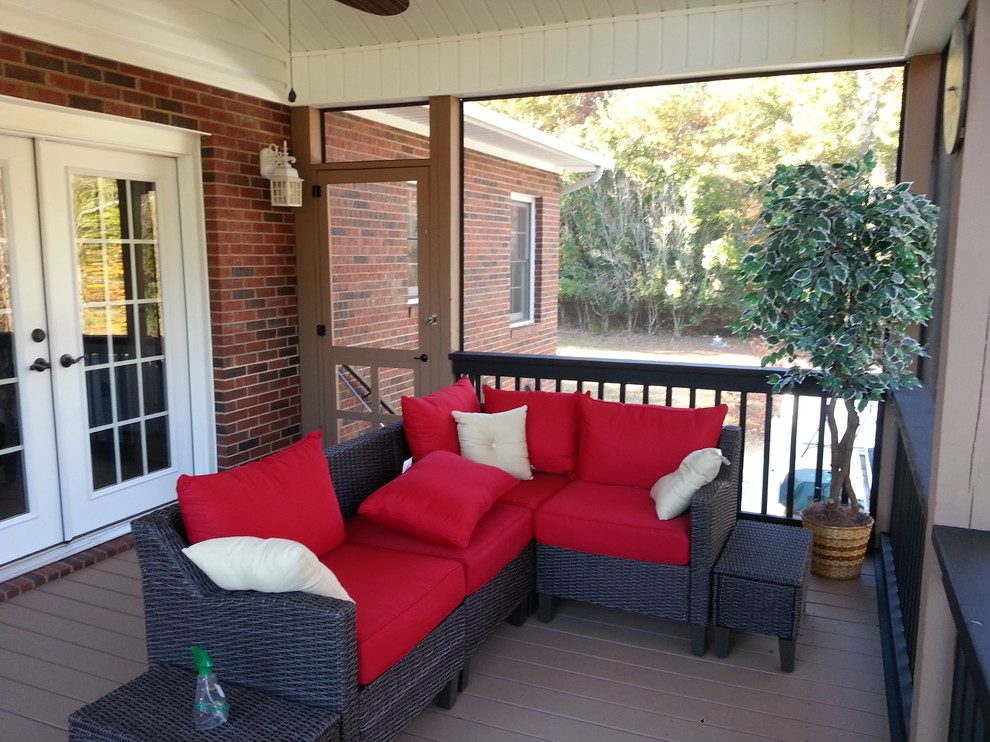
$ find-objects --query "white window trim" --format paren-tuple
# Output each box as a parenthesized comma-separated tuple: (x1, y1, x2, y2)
(509, 192, 536, 327)
(0, 94, 216, 475)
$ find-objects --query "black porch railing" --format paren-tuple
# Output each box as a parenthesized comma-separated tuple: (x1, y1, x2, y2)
(450, 351, 882, 523)
(934, 526, 990, 742)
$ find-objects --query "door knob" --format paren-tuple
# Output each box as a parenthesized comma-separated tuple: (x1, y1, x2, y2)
(413, 354, 429, 362)
(60, 353, 85, 368)
(30, 358, 52, 372)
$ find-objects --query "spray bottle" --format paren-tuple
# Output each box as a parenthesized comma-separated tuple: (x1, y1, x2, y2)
(190, 645, 229, 730)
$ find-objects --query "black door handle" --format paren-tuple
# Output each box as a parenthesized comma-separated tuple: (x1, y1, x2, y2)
(413, 354, 429, 362)
(60, 353, 85, 368)
(30, 358, 52, 372)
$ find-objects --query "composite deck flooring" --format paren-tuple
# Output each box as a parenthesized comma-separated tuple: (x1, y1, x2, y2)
(0, 548, 887, 742)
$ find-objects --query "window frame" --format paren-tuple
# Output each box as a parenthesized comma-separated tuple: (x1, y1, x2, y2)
(508, 193, 536, 327)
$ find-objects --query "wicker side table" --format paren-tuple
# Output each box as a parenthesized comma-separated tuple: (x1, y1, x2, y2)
(69, 664, 340, 742)
(713, 520, 813, 672)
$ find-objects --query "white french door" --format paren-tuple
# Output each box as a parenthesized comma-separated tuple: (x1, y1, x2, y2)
(0, 135, 196, 564)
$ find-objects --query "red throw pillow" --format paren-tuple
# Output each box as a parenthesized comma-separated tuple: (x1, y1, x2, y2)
(358, 450, 518, 547)
(575, 395, 728, 489)
(482, 387, 581, 475)
(401, 378, 480, 461)
(177, 430, 345, 555)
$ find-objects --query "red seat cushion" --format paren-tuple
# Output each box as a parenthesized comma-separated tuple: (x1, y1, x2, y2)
(176, 430, 345, 555)
(401, 378, 480, 461)
(482, 387, 582, 475)
(534, 481, 691, 565)
(358, 451, 518, 547)
(345, 502, 532, 594)
(320, 543, 464, 685)
(575, 395, 728, 489)
(498, 471, 571, 512)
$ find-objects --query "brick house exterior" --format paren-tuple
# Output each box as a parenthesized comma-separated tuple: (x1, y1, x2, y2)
(0, 32, 298, 470)
(326, 112, 561, 358)
(0, 36, 569, 472)
(462, 148, 560, 356)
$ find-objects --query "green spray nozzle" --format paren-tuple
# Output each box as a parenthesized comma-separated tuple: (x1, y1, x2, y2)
(190, 646, 214, 676)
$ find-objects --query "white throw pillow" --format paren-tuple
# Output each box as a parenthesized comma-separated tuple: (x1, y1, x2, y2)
(452, 406, 533, 480)
(650, 448, 730, 520)
(182, 536, 353, 602)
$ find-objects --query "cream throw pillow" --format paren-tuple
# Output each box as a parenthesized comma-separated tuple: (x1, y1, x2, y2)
(650, 448, 730, 520)
(452, 406, 533, 480)
(183, 536, 353, 602)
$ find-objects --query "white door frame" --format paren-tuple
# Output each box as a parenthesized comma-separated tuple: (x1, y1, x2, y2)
(0, 95, 216, 581)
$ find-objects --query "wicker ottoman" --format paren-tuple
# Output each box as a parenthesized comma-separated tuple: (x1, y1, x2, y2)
(713, 520, 813, 672)
(69, 664, 340, 742)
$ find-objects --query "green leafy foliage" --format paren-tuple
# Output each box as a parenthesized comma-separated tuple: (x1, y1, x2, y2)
(731, 153, 938, 509)
(487, 68, 905, 335)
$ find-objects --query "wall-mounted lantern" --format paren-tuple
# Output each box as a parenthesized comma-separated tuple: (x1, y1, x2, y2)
(260, 141, 303, 207)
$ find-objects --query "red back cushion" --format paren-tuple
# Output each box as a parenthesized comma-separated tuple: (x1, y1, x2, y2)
(575, 395, 728, 488)
(482, 387, 581, 475)
(358, 450, 518, 547)
(177, 430, 345, 555)
(401, 378, 480, 461)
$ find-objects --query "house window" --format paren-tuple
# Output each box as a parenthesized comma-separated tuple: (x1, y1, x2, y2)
(509, 194, 535, 325)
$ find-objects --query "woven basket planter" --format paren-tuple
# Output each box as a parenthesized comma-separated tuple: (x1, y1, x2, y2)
(800, 510, 874, 580)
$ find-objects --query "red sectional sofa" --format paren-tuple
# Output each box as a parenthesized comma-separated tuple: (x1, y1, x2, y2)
(130, 380, 742, 742)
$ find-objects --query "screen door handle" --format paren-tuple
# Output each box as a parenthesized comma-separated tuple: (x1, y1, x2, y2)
(413, 354, 429, 362)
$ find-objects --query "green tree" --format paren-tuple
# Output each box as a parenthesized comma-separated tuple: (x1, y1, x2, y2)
(486, 67, 905, 336)
(731, 153, 937, 512)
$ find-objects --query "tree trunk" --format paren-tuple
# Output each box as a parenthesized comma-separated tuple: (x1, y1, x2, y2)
(825, 395, 861, 512)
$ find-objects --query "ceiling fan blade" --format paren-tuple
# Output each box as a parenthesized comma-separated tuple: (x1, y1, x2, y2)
(334, 0, 409, 15)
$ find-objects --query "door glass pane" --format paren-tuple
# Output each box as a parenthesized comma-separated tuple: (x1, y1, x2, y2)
(0, 167, 27, 522)
(75, 176, 170, 490)
(328, 181, 420, 349)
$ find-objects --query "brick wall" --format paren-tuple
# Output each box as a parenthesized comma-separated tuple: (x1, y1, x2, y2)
(463, 150, 560, 356)
(0, 40, 562, 472)
(0, 32, 297, 468)
(325, 112, 560, 358)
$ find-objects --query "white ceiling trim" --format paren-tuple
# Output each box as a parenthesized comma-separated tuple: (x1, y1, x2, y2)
(294, 0, 909, 107)
(0, 0, 288, 102)
(1, 0, 964, 109)
(352, 102, 614, 173)
(904, 0, 969, 56)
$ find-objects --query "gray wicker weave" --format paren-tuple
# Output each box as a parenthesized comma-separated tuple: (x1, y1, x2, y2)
(712, 519, 813, 672)
(535, 426, 742, 656)
(68, 664, 340, 742)
(130, 420, 533, 742)
(132, 491, 465, 741)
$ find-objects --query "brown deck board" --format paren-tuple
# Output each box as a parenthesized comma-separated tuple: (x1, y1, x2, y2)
(0, 549, 888, 741)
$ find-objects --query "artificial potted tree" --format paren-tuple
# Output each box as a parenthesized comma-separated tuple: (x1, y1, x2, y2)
(732, 151, 938, 579)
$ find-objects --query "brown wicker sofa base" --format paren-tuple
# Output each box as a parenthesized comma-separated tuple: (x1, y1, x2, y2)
(712, 519, 813, 672)
(130, 421, 533, 742)
(132, 503, 468, 742)
(128, 418, 742, 741)
(536, 426, 743, 656)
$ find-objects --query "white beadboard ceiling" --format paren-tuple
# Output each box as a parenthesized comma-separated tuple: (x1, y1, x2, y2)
(0, 0, 968, 107)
